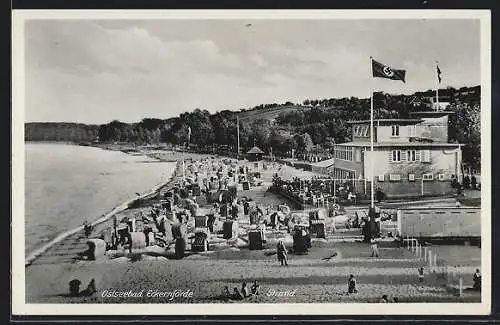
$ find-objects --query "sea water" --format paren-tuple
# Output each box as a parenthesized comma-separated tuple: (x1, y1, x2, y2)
(24, 143, 176, 255)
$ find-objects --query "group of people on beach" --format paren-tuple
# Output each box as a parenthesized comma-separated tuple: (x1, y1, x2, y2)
(222, 281, 260, 301)
(68, 278, 97, 297)
(271, 174, 358, 206)
(347, 274, 399, 302)
(379, 294, 399, 303)
(451, 174, 480, 192)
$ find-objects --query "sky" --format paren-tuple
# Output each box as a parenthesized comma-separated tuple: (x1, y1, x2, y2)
(24, 18, 481, 124)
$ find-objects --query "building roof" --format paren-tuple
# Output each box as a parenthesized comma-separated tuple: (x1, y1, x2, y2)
(347, 119, 423, 125)
(335, 141, 463, 148)
(311, 158, 335, 168)
(246, 146, 265, 154)
(409, 111, 452, 118)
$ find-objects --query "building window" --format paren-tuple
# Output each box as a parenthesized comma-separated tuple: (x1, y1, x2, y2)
(408, 173, 416, 181)
(389, 150, 401, 163)
(353, 125, 369, 137)
(363, 126, 369, 137)
(438, 174, 445, 181)
(332, 168, 355, 180)
(391, 125, 400, 137)
(378, 175, 385, 182)
(421, 150, 431, 163)
(406, 150, 417, 162)
(423, 173, 434, 181)
(389, 174, 401, 181)
(334, 146, 353, 161)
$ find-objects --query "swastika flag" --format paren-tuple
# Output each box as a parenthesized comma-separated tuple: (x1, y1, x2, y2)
(372, 58, 406, 83)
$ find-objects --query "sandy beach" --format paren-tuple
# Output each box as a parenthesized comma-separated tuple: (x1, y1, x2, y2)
(24, 150, 481, 304)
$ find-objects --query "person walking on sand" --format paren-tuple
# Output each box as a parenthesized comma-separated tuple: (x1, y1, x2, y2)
(276, 240, 288, 266)
(347, 274, 357, 294)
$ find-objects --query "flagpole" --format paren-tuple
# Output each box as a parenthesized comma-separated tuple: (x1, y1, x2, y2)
(370, 56, 375, 209)
(183, 127, 190, 182)
(236, 116, 240, 184)
(435, 61, 439, 111)
(237, 116, 240, 159)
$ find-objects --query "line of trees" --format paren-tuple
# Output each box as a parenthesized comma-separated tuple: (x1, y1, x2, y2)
(25, 123, 100, 142)
(24, 85, 481, 169)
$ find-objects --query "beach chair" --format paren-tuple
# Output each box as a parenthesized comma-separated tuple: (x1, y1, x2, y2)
(191, 184, 201, 196)
(309, 220, 326, 239)
(249, 208, 261, 225)
(117, 224, 130, 246)
(223, 220, 239, 239)
(248, 230, 264, 250)
(194, 209, 209, 229)
(293, 224, 311, 253)
(191, 231, 209, 252)
(175, 238, 186, 259)
(86, 239, 106, 260)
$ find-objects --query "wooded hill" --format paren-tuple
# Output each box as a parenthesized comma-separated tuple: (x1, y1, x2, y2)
(25, 85, 481, 169)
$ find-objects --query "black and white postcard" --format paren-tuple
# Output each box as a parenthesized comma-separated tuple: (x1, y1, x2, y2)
(11, 9, 492, 315)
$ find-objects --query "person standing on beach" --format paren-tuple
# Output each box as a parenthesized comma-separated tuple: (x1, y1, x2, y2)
(347, 274, 357, 294)
(113, 215, 118, 245)
(471, 175, 477, 189)
(83, 221, 93, 238)
(473, 269, 481, 291)
(370, 237, 379, 257)
(276, 240, 288, 266)
(418, 267, 425, 282)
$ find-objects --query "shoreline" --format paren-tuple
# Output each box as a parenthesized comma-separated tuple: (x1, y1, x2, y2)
(25, 147, 180, 267)
(24, 143, 479, 266)
(24, 153, 481, 304)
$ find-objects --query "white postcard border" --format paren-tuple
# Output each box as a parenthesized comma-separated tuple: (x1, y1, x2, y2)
(11, 9, 492, 316)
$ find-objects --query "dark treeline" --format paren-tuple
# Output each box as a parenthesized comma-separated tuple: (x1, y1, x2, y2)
(25, 122, 100, 142)
(25, 85, 480, 169)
